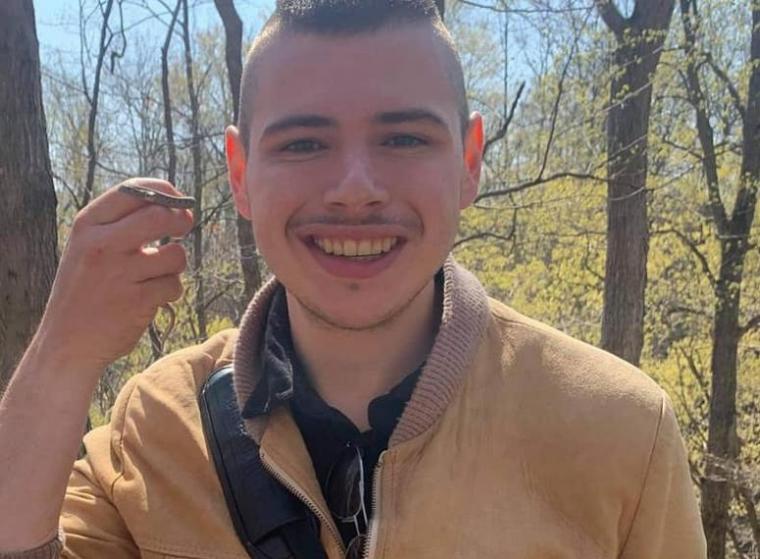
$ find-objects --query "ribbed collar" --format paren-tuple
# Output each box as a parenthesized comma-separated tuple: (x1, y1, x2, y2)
(232, 257, 491, 447)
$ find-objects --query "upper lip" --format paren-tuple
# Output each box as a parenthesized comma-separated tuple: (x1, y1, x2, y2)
(294, 224, 410, 241)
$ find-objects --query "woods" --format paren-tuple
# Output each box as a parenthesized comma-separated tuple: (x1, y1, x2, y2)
(1, 0, 758, 556)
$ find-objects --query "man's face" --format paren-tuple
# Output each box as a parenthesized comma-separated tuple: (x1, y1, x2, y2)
(227, 23, 483, 329)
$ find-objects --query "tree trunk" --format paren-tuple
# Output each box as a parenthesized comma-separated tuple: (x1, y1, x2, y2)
(680, 2, 760, 556)
(161, 0, 182, 187)
(148, 0, 183, 360)
(181, 0, 207, 340)
(702, 238, 745, 558)
(596, 0, 675, 366)
(213, 0, 263, 309)
(0, 0, 58, 392)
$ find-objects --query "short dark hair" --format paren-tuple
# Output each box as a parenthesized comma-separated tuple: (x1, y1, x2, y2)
(275, 0, 440, 31)
(237, 0, 469, 152)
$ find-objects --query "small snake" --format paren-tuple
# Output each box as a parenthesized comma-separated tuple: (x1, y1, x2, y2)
(118, 184, 196, 210)
(118, 184, 196, 354)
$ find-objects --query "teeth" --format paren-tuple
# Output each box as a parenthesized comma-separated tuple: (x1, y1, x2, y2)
(357, 240, 372, 256)
(315, 237, 398, 257)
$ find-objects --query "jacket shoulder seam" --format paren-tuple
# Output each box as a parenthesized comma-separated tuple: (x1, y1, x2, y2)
(617, 388, 667, 555)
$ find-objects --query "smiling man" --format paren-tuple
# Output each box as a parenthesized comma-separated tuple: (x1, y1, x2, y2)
(0, 1, 706, 558)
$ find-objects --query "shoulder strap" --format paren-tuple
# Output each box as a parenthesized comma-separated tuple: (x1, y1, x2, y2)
(198, 365, 328, 559)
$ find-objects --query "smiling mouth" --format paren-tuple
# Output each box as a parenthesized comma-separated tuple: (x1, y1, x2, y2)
(312, 236, 399, 259)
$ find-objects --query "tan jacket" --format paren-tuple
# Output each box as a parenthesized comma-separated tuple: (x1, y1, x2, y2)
(24, 261, 707, 558)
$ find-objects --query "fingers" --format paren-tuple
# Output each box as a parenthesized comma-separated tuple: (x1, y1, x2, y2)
(139, 274, 184, 310)
(106, 203, 194, 251)
(77, 178, 190, 227)
(133, 242, 188, 282)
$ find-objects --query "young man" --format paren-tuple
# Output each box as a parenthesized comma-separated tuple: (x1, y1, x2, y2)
(0, 1, 706, 557)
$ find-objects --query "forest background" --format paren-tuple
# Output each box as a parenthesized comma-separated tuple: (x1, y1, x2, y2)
(0, 0, 758, 558)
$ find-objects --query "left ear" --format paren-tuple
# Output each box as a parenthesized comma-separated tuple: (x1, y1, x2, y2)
(225, 125, 253, 220)
(459, 112, 484, 209)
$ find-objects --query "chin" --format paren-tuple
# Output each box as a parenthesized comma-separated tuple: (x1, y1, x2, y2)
(297, 291, 407, 331)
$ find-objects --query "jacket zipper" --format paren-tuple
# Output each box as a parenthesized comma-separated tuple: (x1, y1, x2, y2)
(363, 452, 385, 559)
(260, 448, 346, 556)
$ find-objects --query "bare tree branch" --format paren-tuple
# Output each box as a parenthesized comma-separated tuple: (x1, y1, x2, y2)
(160, 0, 182, 185)
(667, 304, 712, 320)
(82, 0, 117, 207)
(457, 1, 591, 15)
(730, 2, 760, 229)
(595, 0, 626, 37)
(475, 171, 606, 203)
(453, 231, 514, 249)
(740, 315, 760, 337)
(680, 0, 730, 235)
(655, 227, 717, 287)
(535, 37, 578, 181)
(678, 346, 711, 410)
(483, 81, 524, 156)
(736, 484, 760, 553)
(704, 52, 746, 123)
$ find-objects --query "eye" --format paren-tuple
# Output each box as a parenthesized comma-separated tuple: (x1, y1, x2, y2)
(282, 139, 324, 153)
(384, 135, 427, 147)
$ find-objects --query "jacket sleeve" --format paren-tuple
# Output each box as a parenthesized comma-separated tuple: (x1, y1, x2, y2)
(0, 420, 139, 559)
(58, 423, 139, 559)
(619, 392, 707, 559)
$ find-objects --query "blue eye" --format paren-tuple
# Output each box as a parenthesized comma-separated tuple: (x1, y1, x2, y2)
(283, 139, 324, 153)
(385, 135, 426, 147)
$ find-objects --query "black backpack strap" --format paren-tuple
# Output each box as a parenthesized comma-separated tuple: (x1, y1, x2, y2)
(199, 365, 328, 559)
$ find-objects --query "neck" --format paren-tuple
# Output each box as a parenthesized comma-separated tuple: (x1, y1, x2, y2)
(287, 279, 439, 431)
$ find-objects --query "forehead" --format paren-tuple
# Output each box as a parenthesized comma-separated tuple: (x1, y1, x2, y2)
(248, 24, 459, 137)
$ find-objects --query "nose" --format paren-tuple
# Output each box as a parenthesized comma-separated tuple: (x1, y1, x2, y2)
(323, 152, 389, 211)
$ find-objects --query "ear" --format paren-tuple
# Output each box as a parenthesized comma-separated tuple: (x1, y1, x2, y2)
(459, 112, 484, 209)
(225, 125, 252, 220)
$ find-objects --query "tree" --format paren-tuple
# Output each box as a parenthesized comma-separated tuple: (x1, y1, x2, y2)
(0, 0, 58, 391)
(161, 0, 182, 187)
(213, 0, 264, 309)
(79, 0, 121, 208)
(679, 1, 760, 556)
(180, 0, 208, 340)
(595, 0, 676, 366)
(148, 0, 182, 359)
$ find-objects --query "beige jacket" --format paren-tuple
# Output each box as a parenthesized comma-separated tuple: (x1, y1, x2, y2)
(11, 261, 707, 558)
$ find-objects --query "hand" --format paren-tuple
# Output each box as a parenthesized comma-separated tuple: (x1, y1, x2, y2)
(37, 178, 194, 371)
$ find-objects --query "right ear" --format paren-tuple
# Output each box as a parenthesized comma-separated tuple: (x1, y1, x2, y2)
(225, 125, 252, 220)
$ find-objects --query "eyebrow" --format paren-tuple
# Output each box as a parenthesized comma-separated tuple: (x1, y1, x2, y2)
(374, 108, 449, 130)
(259, 107, 450, 141)
(261, 114, 337, 139)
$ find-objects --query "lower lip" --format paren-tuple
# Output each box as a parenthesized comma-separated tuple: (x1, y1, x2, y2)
(305, 238, 404, 280)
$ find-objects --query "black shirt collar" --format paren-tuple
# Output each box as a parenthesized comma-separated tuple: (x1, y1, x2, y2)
(241, 286, 423, 433)
(241, 287, 296, 418)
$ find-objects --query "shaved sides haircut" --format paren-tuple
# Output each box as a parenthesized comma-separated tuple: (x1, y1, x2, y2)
(237, 0, 469, 153)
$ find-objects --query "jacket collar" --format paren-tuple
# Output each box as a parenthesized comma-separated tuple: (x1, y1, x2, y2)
(232, 256, 491, 447)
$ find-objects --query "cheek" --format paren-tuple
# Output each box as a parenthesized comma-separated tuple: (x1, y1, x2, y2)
(247, 169, 303, 249)
(396, 164, 462, 223)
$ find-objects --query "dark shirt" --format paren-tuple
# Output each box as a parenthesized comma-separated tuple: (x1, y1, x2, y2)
(241, 287, 422, 547)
